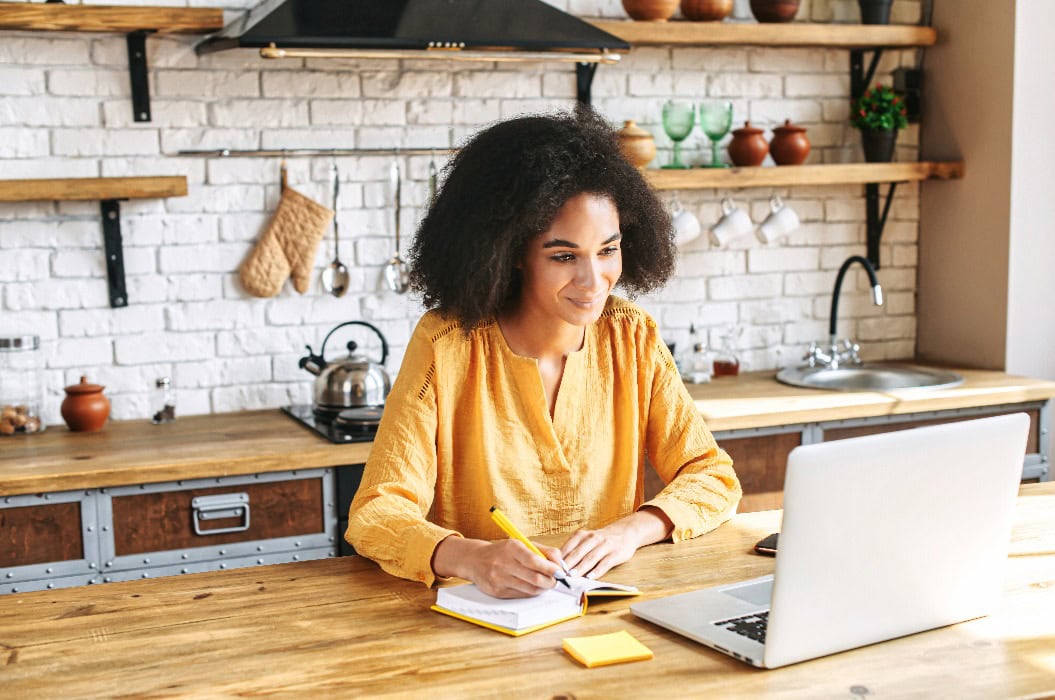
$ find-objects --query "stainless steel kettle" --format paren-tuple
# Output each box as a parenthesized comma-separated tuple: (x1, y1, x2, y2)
(299, 321, 391, 414)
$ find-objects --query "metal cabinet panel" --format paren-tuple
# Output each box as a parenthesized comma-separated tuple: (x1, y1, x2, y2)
(0, 489, 100, 588)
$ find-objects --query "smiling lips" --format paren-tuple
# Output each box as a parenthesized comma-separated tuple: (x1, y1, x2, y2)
(568, 295, 606, 308)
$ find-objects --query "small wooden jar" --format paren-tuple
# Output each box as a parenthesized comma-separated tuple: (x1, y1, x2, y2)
(622, 0, 679, 21)
(61, 376, 110, 432)
(616, 120, 657, 168)
(680, 0, 734, 21)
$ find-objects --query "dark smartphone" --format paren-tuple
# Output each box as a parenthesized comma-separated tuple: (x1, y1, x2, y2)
(754, 532, 779, 557)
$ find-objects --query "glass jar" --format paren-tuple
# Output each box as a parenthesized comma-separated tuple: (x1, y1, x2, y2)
(678, 325, 712, 384)
(0, 335, 45, 435)
(151, 377, 176, 424)
(712, 327, 741, 377)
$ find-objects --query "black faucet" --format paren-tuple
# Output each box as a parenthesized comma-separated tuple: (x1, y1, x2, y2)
(805, 255, 884, 368)
(829, 255, 884, 346)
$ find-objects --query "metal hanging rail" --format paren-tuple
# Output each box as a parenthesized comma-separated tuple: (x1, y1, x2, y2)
(175, 148, 456, 158)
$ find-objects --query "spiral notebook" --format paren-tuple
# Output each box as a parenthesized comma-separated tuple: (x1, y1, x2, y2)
(432, 575, 639, 636)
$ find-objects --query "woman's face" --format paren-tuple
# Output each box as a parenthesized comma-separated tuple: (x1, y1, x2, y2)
(517, 192, 622, 328)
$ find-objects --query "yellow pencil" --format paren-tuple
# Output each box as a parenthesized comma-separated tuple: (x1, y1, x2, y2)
(490, 506, 571, 587)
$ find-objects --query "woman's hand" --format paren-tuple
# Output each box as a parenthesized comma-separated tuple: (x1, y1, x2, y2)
(432, 536, 565, 599)
(560, 507, 673, 580)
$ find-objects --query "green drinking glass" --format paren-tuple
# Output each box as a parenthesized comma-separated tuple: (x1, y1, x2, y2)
(698, 101, 734, 168)
(661, 101, 696, 169)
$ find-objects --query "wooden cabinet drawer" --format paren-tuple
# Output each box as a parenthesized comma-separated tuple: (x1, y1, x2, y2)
(100, 469, 337, 573)
(111, 479, 324, 555)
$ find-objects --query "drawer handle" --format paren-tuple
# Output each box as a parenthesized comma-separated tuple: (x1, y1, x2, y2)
(192, 493, 251, 536)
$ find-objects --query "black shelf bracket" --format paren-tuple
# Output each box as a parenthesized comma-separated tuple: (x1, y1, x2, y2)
(849, 48, 884, 101)
(576, 62, 599, 106)
(126, 30, 155, 122)
(865, 181, 898, 270)
(100, 199, 129, 308)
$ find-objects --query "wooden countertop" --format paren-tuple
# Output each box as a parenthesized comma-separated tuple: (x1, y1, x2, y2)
(689, 367, 1055, 432)
(1, 367, 1052, 497)
(2, 482, 1052, 698)
(0, 410, 372, 497)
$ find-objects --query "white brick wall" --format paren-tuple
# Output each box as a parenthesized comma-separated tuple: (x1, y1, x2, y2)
(0, 0, 923, 423)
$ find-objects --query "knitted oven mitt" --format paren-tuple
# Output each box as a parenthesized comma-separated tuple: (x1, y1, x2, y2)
(239, 180, 334, 297)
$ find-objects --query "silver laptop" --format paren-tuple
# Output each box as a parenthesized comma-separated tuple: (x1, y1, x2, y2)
(631, 413, 1030, 669)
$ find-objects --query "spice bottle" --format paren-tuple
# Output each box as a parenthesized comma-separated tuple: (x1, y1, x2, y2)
(151, 377, 176, 424)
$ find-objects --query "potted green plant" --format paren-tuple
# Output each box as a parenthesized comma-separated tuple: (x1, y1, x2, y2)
(850, 83, 908, 162)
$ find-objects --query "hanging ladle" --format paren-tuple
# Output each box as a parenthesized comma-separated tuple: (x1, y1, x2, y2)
(384, 161, 410, 294)
(321, 162, 350, 297)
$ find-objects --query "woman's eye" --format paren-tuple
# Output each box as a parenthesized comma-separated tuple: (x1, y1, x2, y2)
(601, 246, 621, 256)
(550, 253, 575, 263)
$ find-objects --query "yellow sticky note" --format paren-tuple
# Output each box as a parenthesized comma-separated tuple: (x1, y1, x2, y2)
(562, 630, 653, 668)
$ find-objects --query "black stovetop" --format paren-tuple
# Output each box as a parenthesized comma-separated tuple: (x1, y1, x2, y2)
(282, 404, 378, 444)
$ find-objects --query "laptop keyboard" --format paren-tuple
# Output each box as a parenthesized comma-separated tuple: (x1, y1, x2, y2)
(714, 611, 769, 643)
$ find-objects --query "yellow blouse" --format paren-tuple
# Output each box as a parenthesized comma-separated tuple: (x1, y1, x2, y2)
(346, 296, 742, 585)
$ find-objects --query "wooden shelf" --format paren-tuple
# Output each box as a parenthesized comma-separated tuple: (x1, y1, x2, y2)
(643, 162, 963, 191)
(0, 176, 189, 309)
(0, 176, 188, 203)
(0, 3, 223, 34)
(590, 19, 937, 48)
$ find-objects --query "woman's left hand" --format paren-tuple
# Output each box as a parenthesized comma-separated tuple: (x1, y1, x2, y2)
(559, 507, 673, 580)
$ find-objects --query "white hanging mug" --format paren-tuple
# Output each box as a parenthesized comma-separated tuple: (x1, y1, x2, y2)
(671, 198, 702, 247)
(756, 195, 800, 243)
(709, 197, 753, 247)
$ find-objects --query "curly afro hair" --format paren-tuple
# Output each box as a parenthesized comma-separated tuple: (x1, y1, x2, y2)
(408, 109, 675, 331)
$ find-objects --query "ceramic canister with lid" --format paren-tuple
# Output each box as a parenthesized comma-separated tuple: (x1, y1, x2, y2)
(769, 119, 811, 165)
(61, 376, 111, 432)
(0, 335, 45, 435)
(727, 121, 769, 167)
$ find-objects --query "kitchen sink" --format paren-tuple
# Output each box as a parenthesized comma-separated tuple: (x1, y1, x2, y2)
(776, 363, 965, 391)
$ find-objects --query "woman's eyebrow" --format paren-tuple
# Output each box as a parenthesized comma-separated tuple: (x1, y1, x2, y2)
(541, 233, 622, 249)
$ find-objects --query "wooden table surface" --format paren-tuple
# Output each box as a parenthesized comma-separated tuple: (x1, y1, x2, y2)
(686, 367, 1055, 432)
(2, 482, 1052, 699)
(2, 367, 1053, 497)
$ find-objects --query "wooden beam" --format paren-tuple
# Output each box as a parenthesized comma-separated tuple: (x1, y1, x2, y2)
(0, 176, 188, 202)
(643, 161, 964, 190)
(0, 3, 224, 35)
(590, 20, 937, 48)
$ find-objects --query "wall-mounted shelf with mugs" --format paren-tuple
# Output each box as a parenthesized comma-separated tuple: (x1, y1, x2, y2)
(645, 161, 964, 269)
(0, 176, 189, 309)
(643, 161, 964, 190)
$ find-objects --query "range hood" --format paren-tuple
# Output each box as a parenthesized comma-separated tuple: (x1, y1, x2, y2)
(197, 0, 630, 64)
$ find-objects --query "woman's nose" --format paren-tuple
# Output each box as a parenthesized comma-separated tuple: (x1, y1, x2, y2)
(575, 258, 600, 289)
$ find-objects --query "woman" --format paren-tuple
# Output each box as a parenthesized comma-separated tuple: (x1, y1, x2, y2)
(347, 110, 741, 598)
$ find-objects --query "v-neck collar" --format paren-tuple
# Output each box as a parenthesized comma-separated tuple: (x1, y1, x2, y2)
(491, 322, 593, 473)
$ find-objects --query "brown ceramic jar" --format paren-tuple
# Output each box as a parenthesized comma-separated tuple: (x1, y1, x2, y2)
(680, 0, 733, 21)
(616, 120, 657, 168)
(61, 376, 110, 432)
(622, 0, 678, 21)
(727, 121, 769, 167)
(769, 119, 810, 165)
(749, 0, 801, 22)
